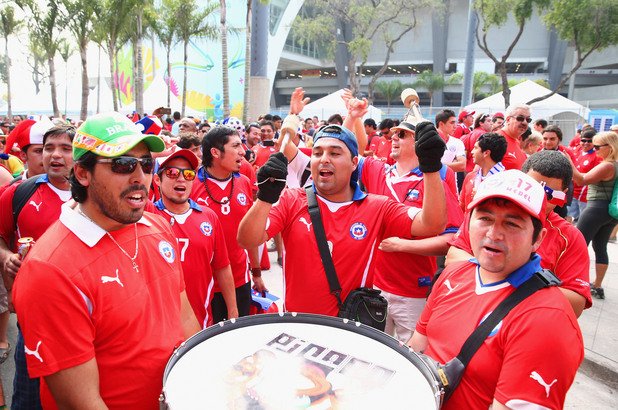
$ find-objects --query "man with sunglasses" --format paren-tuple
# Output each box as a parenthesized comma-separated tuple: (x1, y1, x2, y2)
(498, 104, 531, 170)
(447, 150, 591, 317)
(12, 112, 200, 409)
(0, 125, 74, 409)
(567, 128, 602, 223)
(151, 149, 237, 328)
(191, 126, 264, 323)
(354, 119, 463, 341)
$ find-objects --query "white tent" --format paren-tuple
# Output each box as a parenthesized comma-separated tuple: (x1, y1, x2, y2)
(300, 89, 383, 122)
(465, 80, 590, 119)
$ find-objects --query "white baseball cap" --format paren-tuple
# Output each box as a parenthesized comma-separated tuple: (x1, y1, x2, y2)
(467, 169, 547, 223)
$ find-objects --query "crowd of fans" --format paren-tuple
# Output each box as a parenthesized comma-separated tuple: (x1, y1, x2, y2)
(0, 88, 615, 408)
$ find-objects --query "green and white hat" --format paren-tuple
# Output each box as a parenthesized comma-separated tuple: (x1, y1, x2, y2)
(73, 112, 165, 160)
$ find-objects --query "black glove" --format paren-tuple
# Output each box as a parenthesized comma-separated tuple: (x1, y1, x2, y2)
(257, 152, 288, 203)
(415, 121, 446, 173)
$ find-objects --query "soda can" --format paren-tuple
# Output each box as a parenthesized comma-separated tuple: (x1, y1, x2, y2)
(17, 237, 35, 261)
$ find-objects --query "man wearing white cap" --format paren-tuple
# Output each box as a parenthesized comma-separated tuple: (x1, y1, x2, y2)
(409, 170, 583, 409)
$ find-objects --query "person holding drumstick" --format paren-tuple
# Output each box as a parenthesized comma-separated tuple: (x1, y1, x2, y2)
(409, 170, 583, 409)
(13, 112, 200, 409)
(237, 94, 449, 317)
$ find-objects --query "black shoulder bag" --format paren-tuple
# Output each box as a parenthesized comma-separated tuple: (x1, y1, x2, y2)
(418, 269, 561, 403)
(305, 186, 388, 331)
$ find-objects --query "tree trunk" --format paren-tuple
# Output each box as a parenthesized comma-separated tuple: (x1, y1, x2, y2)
(49, 56, 60, 117)
(221, 0, 230, 118)
(80, 38, 89, 121)
(166, 46, 171, 107)
(182, 40, 188, 116)
(347, 57, 359, 95)
(5, 38, 12, 122)
(96, 46, 101, 113)
(107, 42, 118, 111)
(498, 62, 510, 108)
(135, 9, 144, 115)
(243, 0, 252, 122)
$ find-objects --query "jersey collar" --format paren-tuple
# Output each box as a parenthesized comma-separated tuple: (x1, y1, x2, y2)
(154, 198, 202, 212)
(197, 166, 240, 183)
(60, 202, 152, 247)
(310, 181, 367, 202)
(470, 253, 542, 288)
(35, 174, 49, 184)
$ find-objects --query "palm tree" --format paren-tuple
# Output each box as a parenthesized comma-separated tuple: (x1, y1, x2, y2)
(61, 0, 98, 120)
(374, 80, 404, 114)
(0, 5, 23, 122)
(472, 71, 500, 101)
(58, 39, 73, 116)
(412, 70, 447, 113)
(175, 0, 219, 116)
(25, 0, 64, 117)
(148, 0, 180, 108)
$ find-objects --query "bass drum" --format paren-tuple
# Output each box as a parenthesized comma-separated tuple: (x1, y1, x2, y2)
(161, 313, 442, 409)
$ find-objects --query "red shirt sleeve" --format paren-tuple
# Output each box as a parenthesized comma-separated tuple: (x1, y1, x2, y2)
(0, 183, 17, 245)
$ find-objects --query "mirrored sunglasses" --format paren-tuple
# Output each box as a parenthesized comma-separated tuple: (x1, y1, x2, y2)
(161, 166, 196, 181)
(96, 156, 155, 174)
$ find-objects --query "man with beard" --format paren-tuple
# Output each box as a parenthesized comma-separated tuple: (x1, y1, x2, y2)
(13, 113, 199, 409)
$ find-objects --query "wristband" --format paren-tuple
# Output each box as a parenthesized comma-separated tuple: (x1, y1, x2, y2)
(251, 268, 262, 277)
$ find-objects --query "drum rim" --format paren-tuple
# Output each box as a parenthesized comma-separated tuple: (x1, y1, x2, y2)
(163, 312, 441, 402)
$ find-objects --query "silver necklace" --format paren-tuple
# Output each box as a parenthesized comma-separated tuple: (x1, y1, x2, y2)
(78, 208, 140, 272)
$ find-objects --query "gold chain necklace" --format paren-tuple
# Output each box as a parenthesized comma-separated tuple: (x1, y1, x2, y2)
(78, 208, 140, 272)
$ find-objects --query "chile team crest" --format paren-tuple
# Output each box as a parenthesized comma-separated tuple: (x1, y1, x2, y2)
(349, 222, 368, 240)
(237, 192, 247, 206)
(158, 241, 176, 263)
(200, 222, 213, 236)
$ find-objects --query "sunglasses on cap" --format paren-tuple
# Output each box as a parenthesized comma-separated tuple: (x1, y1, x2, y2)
(580, 139, 593, 143)
(542, 184, 567, 207)
(513, 115, 532, 123)
(96, 156, 155, 174)
(160, 166, 196, 181)
(594, 144, 609, 150)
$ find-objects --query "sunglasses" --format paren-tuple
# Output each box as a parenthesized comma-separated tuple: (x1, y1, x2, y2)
(96, 156, 155, 174)
(513, 115, 532, 123)
(397, 130, 414, 139)
(161, 166, 196, 181)
(580, 139, 592, 143)
(594, 144, 609, 150)
(542, 184, 567, 207)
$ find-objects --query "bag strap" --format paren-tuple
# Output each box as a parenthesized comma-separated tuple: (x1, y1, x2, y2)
(305, 186, 343, 308)
(12, 176, 41, 227)
(456, 269, 561, 367)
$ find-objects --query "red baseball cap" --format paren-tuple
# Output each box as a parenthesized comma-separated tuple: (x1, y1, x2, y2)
(158, 148, 199, 170)
(493, 112, 505, 120)
(458, 110, 475, 122)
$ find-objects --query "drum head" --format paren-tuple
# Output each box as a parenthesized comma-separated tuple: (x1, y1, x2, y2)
(163, 313, 441, 409)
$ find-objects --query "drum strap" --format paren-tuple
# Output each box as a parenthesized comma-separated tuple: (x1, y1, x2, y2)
(305, 186, 344, 308)
(439, 269, 561, 400)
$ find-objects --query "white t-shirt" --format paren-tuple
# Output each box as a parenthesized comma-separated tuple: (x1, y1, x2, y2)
(441, 136, 466, 165)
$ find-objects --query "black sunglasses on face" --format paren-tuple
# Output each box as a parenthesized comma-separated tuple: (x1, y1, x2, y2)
(580, 139, 592, 143)
(513, 115, 532, 123)
(96, 156, 155, 174)
(161, 166, 196, 181)
(594, 144, 609, 150)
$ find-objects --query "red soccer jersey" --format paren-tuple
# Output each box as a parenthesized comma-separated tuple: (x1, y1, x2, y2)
(369, 135, 395, 165)
(461, 127, 485, 173)
(266, 188, 415, 316)
(252, 144, 277, 169)
(359, 157, 463, 297)
(0, 175, 71, 248)
(150, 200, 230, 328)
(452, 123, 470, 139)
(416, 261, 583, 409)
(449, 211, 592, 307)
(573, 149, 602, 201)
(190, 169, 253, 288)
(498, 129, 527, 170)
(13, 208, 185, 409)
